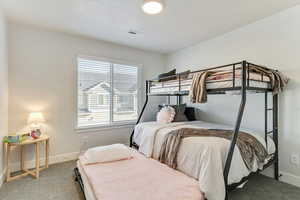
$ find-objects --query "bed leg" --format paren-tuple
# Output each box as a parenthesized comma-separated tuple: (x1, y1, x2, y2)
(74, 168, 78, 182)
(225, 191, 229, 200)
(74, 167, 87, 200)
(274, 156, 279, 180)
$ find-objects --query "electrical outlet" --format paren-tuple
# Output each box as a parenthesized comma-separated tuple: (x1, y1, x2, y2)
(290, 154, 300, 166)
(82, 136, 88, 143)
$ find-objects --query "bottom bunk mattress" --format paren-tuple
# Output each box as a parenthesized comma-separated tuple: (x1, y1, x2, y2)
(133, 120, 276, 200)
(77, 150, 204, 200)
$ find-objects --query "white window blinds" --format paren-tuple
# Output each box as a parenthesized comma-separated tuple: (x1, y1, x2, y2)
(77, 57, 138, 128)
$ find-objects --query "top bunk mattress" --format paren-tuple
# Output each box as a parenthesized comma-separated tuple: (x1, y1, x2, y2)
(150, 69, 271, 94)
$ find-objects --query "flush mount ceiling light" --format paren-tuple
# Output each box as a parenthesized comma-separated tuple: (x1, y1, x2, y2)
(142, 0, 164, 15)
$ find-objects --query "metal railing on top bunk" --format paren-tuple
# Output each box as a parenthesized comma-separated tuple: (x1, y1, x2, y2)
(129, 60, 279, 200)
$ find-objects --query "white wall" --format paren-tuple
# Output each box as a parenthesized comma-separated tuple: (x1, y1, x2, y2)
(8, 23, 166, 168)
(0, 8, 8, 185)
(167, 5, 300, 185)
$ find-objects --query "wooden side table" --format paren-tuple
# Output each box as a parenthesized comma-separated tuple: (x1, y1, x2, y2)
(4, 135, 50, 182)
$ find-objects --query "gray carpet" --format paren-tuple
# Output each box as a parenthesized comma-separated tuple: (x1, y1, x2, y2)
(0, 161, 299, 200)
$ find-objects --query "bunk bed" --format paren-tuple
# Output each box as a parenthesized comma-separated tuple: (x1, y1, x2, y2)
(74, 60, 286, 200)
(129, 60, 284, 200)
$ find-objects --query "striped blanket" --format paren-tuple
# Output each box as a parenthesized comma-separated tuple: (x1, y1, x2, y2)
(158, 128, 268, 170)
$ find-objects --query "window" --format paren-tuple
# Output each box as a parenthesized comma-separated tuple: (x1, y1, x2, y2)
(77, 57, 139, 128)
(97, 95, 105, 105)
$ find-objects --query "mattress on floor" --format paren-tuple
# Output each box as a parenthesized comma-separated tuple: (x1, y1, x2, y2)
(77, 160, 97, 200)
(77, 150, 204, 200)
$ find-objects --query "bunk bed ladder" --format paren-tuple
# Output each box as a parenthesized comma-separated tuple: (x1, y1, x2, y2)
(273, 93, 279, 180)
(265, 92, 269, 153)
(265, 92, 279, 180)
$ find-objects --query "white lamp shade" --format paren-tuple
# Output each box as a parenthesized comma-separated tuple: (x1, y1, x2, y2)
(28, 112, 45, 124)
(142, 0, 164, 15)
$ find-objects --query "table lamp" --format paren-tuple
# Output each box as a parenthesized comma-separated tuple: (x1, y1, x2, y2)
(28, 112, 45, 131)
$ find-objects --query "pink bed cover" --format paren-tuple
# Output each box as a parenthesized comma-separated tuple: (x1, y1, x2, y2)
(79, 150, 204, 200)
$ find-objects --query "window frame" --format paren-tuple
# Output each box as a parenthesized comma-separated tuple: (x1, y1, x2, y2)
(75, 55, 142, 132)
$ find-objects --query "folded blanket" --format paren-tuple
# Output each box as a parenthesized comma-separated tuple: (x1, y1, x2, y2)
(158, 128, 268, 170)
(248, 64, 289, 94)
(189, 71, 215, 103)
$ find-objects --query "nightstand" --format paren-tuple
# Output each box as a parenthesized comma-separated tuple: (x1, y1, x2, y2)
(4, 135, 50, 182)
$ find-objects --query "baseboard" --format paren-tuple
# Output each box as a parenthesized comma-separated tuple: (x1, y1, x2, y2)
(0, 167, 5, 188)
(9, 151, 80, 173)
(280, 171, 300, 188)
(261, 168, 300, 188)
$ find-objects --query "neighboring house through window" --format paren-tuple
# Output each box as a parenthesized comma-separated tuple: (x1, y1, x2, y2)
(77, 57, 139, 128)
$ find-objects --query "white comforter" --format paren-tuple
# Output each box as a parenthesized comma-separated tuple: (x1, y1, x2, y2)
(133, 121, 275, 200)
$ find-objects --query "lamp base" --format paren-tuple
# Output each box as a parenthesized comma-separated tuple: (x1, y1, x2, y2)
(31, 129, 42, 139)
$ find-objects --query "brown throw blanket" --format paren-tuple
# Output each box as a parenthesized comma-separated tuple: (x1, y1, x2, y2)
(189, 65, 289, 103)
(189, 71, 215, 103)
(248, 65, 289, 94)
(158, 128, 268, 170)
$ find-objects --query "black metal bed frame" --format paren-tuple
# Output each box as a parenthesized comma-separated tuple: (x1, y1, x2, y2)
(129, 60, 280, 200)
(74, 167, 86, 200)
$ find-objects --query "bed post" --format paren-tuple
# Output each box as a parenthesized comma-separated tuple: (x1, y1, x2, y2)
(273, 94, 279, 180)
(130, 81, 149, 147)
(223, 61, 247, 199)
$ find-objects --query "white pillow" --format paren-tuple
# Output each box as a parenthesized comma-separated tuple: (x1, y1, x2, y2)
(83, 144, 132, 165)
(156, 106, 176, 124)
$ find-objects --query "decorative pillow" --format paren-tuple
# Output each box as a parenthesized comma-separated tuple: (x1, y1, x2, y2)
(156, 106, 176, 123)
(185, 107, 196, 121)
(172, 104, 188, 122)
(83, 144, 132, 165)
(158, 104, 189, 122)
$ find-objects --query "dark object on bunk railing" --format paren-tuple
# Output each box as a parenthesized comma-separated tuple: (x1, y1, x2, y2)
(130, 60, 284, 200)
(157, 69, 191, 82)
(158, 69, 176, 81)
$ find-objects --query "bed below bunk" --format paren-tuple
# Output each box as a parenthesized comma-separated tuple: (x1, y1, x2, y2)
(133, 120, 276, 200)
(76, 150, 204, 200)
